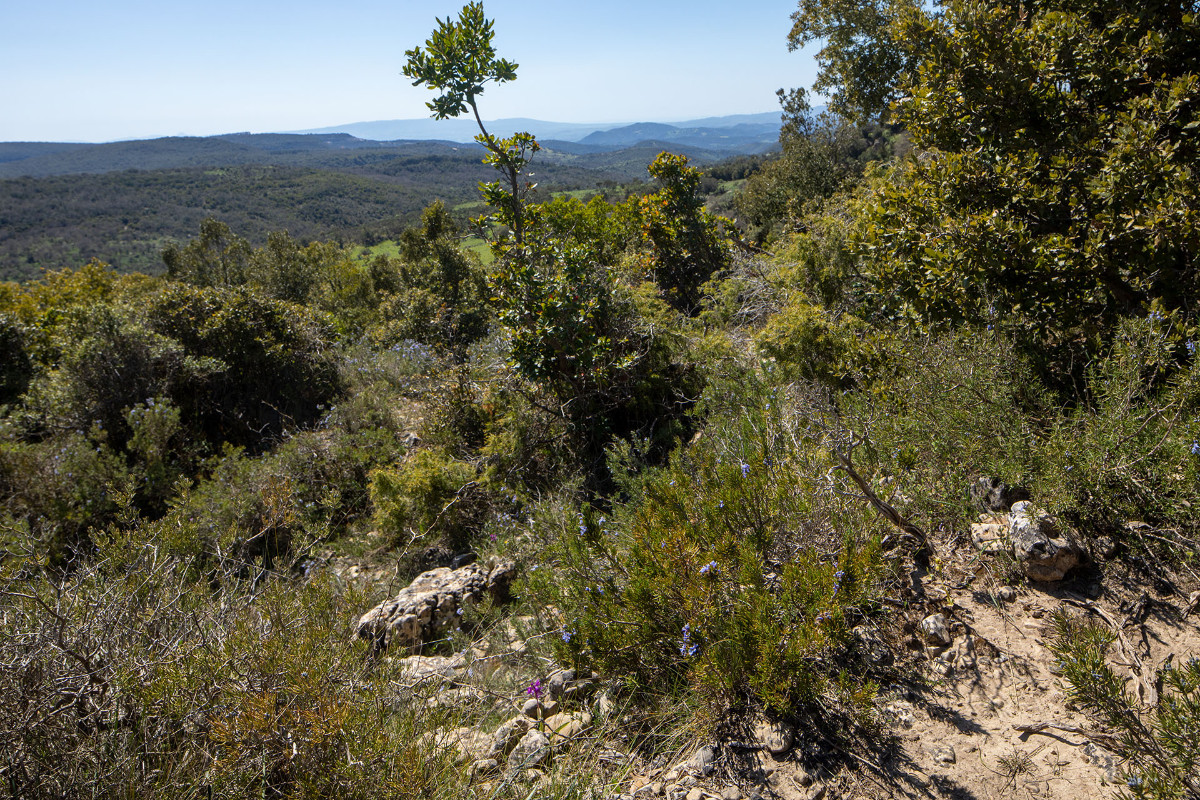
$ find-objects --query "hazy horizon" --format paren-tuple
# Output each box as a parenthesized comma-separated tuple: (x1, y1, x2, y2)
(1, 0, 816, 144)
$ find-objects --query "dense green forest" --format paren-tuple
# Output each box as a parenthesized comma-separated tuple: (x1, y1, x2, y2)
(0, 135, 735, 280)
(2, 1, 1199, 799)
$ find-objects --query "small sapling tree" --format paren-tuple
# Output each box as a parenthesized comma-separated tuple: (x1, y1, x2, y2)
(402, 2, 538, 245)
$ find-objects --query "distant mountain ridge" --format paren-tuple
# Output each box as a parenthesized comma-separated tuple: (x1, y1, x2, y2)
(0, 113, 783, 179)
(293, 112, 781, 145)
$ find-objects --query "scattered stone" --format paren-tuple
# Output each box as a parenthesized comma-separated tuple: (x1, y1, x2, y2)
(396, 653, 466, 684)
(930, 744, 957, 765)
(883, 701, 916, 729)
(354, 557, 516, 650)
(684, 745, 718, 776)
(996, 585, 1017, 603)
(685, 789, 705, 800)
(422, 726, 491, 764)
(751, 716, 796, 756)
(487, 716, 533, 760)
(970, 515, 1011, 556)
(919, 613, 953, 646)
(507, 729, 551, 772)
(520, 768, 547, 784)
(1009, 502, 1085, 581)
(807, 783, 827, 800)
(596, 690, 618, 718)
(970, 477, 1029, 513)
(720, 786, 742, 800)
(1186, 591, 1200, 617)
(547, 668, 576, 698)
(795, 769, 814, 787)
(426, 686, 484, 708)
(544, 711, 591, 744)
(1095, 533, 1120, 559)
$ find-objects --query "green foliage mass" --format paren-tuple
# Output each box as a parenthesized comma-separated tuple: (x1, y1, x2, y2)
(4, 1, 1200, 794)
(535, 390, 889, 719)
(628, 153, 733, 314)
(827, 0, 1200, 379)
(1049, 612, 1200, 799)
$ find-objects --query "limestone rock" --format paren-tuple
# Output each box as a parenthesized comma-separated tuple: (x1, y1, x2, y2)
(969, 476, 1029, 513)
(970, 514, 1011, 555)
(547, 668, 576, 699)
(487, 715, 533, 760)
(684, 744, 718, 776)
(507, 729, 551, 772)
(751, 716, 795, 755)
(1009, 502, 1084, 581)
(544, 711, 592, 745)
(396, 653, 466, 684)
(930, 744, 957, 765)
(919, 613, 953, 646)
(422, 726, 491, 764)
(354, 557, 516, 650)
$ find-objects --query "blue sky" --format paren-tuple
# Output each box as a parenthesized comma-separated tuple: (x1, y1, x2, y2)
(0, 0, 818, 142)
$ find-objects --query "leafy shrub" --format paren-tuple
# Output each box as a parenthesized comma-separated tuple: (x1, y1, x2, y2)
(0, 313, 32, 405)
(1035, 316, 1200, 555)
(1048, 611, 1200, 800)
(142, 283, 341, 451)
(0, 541, 458, 799)
(371, 448, 481, 549)
(533, 392, 891, 719)
(755, 294, 877, 388)
(629, 153, 733, 314)
(0, 432, 131, 565)
(373, 202, 491, 356)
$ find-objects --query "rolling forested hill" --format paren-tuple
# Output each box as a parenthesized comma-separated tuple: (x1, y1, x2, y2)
(0, 133, 743, 280)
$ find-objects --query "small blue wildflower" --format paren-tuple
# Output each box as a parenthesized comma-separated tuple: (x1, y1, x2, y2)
(815, 611, 832, 624)
(679, 624, 699, 656)
(1127, 776, 1143, 789)
(562, 629, 573, 643)
(1192, 441, 1200, 456)
(718, 500, 724, 509)
(1189, 340, 1197, 356)
(740, 462, 750, 478)
(699, 560, 717, 575)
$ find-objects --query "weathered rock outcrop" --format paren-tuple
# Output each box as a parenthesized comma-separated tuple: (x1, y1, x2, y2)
(968, 476, 1029, 513)
(1008, 501, 1085, 581)
(355, 557, 516, 650)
